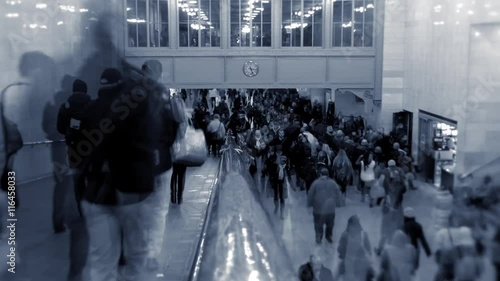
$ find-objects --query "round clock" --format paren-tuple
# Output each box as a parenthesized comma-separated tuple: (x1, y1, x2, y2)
(243, 61, 259, 77)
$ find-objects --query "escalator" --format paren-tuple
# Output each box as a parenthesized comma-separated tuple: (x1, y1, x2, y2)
(188, 136, 297, 281)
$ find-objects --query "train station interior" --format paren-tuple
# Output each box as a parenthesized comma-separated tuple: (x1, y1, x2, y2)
(0, 0, 499, 280)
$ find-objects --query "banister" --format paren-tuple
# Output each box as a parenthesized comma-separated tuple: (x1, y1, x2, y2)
(23, 140, 65, 146)
(459, 155, 500, 180)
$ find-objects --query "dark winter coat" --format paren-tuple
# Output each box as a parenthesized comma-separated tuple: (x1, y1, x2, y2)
(403, 217, 432, 257)
(298, 262, 335, 281)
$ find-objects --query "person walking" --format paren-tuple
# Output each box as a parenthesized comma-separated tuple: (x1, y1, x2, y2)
(337, 215, 375, 281)
(380, 230, 418, 281)
(375, 197, 404, 255)
(332, 149, 353, 198)
(307, 167, 343, 244)
(402, 207, 432, 269)
(56, 78, 92, 281)
(207, 114, 226, 157)
(357, 152, 376, 205)
(383, 159, 407, 210)
(298, 254, 335, 281)
(271, 155, 288, 219)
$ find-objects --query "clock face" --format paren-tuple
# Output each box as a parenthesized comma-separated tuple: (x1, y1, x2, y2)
(243, 61, 259, 77)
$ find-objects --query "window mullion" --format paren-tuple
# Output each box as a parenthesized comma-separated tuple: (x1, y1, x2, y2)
(157, 0, 160, 47)
(300, 0, 303, 47)
(351, 0, 354, 47)
(260, 1, 263, 46)
(146, 0, 150, 47)
(290, 0, 293, 47)
(340, 0, 343, 47)
(362, 0, 365, 47)
(187, 11, 190, 46)
(250, 11, 253, 47)
(209, 0, 212, 47)
(239, 0, 242, 46)
(311, 0, 314, 46)
(135, 0, 139, 47)
(198, 1, 201, 47)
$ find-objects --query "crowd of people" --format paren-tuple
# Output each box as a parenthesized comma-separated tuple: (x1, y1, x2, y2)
(0, 62, 497, 280)
(185, 88, 493, 281)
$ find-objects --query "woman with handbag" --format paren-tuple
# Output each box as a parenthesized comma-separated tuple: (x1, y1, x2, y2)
(170, 114, 189, 204)
(170, 100, 208, 204)
(356, 152, 376, 204)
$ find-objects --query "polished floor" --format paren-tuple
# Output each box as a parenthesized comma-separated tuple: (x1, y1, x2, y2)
(2, 159, 496, 281)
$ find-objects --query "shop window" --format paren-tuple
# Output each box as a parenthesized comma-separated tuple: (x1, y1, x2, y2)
(127, 0, 169, 47)
(332, 0, 374, 47)
(282, 0, 323, 47)
(178, 0, 220, 47)
(230, 0, 272, 47)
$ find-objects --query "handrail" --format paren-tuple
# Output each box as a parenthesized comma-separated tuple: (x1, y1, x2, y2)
(23, 140, 65, 146)
(459, 155, 500, 180)
(188, 149, 224, 281)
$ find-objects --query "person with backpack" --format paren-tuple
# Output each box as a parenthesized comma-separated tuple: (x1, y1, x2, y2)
(337, 215, 375, 281)
(56, 78, 92, 281)
(80, 64, 176, 281)
(207, 114, 226, 157)
(332, 149, 353, 198)
(383, 160, 407, 210)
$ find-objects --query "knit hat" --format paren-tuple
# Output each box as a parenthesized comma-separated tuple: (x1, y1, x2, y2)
(336, 130, 344, 137)
(361, 139, 368, 146)
(374, 146, 382, 153)
(100, 68, 122, 85)
(388, 160, 396, 167)
(404, 207, 415, 218)
(72, 79, 87, 93)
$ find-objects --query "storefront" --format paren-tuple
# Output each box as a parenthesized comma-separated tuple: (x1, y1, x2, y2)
(418, 110, 458, 190)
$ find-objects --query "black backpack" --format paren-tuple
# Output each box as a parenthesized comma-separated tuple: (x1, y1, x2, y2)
(57, 99, 93, 169)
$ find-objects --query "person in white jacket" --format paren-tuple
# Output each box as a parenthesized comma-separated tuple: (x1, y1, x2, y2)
(357, 152, 376, 204)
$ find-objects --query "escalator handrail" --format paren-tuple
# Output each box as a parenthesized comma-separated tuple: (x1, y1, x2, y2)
(188, 136, 240, 281)
(459, 155, 500, 180)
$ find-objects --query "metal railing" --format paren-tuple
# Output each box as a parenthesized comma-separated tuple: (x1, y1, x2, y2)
(22, 140, 65, 147)
(459, 155, 500, 180)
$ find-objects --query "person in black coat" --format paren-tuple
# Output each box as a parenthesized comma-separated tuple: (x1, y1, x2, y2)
(298, 254, 334, 281)
(403, 207, 432, 269)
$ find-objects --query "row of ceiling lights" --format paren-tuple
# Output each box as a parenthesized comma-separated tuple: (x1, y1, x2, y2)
(5, 2, 89, 19)
(434, 2, 498, 16)
(293, 5, 322, 18)
(242, 0, 269, 22)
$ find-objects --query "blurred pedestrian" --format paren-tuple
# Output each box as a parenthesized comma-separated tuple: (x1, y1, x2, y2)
(298, 254, 335, 281)
(308, 167, 343, 244)
(403, 207, 431, 269)
(337, 215, 374, 281)
(380, 230, 418, 281)
(376, 197, 404, 255)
